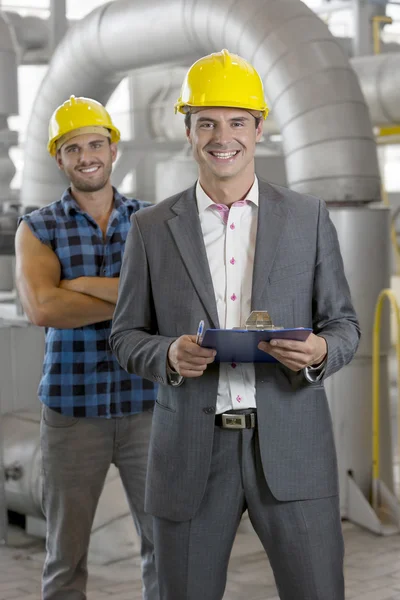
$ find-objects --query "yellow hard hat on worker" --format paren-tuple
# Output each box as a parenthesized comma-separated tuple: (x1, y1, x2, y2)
(175, 49, 269, 119)
(47, 95, 121, 157)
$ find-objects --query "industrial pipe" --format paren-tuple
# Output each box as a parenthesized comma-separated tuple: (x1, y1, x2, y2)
(20, 0, 381, 206)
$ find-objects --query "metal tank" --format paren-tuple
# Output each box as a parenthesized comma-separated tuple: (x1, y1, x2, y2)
(2, 412, 142, 563)
(327, 207, 392, 516)
(3, 412, 43, 518)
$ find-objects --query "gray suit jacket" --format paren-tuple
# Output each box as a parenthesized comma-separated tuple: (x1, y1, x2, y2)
(110, 180, 360, 522)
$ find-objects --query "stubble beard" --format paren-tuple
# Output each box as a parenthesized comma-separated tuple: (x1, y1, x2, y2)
(70, 162, 112, 193)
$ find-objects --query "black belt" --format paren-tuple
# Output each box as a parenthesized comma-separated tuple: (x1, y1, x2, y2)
(215, 410, 257, 429)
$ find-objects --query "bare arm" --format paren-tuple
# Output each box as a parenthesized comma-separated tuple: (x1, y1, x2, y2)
(15, 221, 115, 328)
(60, 276, 119, 304)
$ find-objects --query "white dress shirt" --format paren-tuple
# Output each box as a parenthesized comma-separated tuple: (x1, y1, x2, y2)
(197, 178, 259, 414)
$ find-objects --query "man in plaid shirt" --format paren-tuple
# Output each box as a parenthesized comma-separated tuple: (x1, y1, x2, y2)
(15, 96, 158, 600)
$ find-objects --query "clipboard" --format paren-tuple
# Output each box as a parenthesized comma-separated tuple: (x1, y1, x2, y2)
(200, 328, 312, 363)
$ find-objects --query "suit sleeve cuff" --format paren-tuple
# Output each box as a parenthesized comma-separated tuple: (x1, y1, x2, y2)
(166, 362, 185, 387)
(303, 358, 327, 383)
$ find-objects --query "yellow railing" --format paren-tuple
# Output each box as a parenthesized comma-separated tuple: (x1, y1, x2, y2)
(372, 289, 400, 511)
(372, 15, 393, 55)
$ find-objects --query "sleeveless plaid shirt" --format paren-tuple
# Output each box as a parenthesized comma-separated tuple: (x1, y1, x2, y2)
(20, 188, 158, 417)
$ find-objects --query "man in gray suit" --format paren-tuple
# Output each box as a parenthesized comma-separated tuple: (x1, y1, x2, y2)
(110, 49, 360, 600)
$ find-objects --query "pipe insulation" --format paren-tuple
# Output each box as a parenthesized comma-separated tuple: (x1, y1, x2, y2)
(0, 12, 18, 204)
(351, 53, 400, 126)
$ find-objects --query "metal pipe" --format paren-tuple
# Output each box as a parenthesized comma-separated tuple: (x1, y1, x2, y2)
(0, 415, 7, 544)
(4, 12, 80, 65)
(351, 53, 400, 125)
(353, 0, 382, 57)
(4, 12, 49, 53)
(20, 0, 380, 206)
(49, 0, 67, 54)
(0, 14, 18, 115)
(0, 12, 18, 207)
(313, 1, 352, 14)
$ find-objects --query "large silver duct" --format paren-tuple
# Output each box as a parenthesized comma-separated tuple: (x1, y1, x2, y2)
(351, 53, 400, 126)
(20, 0, 380, 207)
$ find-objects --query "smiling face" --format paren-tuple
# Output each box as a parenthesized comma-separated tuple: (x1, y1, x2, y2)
(56, 132, 117, 193)
(186, 107, 263, 186)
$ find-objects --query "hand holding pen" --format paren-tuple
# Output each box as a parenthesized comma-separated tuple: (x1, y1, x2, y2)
(167, 319, 215, 378)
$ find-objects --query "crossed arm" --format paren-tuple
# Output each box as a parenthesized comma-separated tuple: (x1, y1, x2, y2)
(59, 275, 118, 305)
(15, 221, 118, 329)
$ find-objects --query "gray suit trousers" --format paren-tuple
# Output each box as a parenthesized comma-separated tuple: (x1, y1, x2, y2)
(154, 424, 344, 600)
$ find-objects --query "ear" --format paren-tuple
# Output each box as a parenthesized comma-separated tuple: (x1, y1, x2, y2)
(55, 151, 64, 171)
(256, 117, 264, 142)
(110, 143, 118, 163)
(255, 119, 264, 143)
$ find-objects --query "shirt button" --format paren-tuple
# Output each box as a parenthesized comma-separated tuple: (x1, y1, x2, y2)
(231, 294, 237, 301)
(230, 223, 235, 230)
(236, 395, 242, 403)
(230, 257, 236, 265)
(203, 407, 215, 415)
(231, 363, 237, 369)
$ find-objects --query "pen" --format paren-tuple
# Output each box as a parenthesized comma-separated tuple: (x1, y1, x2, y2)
(195, 320, 205, 345)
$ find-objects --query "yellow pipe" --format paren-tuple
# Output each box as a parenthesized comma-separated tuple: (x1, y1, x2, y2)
(372, 289, 400, 511)
(377, 125, 400, 138)
(371, 15, 393, 55)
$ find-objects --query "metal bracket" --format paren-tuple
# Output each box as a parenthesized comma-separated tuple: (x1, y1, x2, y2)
(245, 310, 282, 331)
(5, 462, 23, 482)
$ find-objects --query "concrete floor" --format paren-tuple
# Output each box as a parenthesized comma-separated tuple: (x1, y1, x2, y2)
(1, 519, 400, 599)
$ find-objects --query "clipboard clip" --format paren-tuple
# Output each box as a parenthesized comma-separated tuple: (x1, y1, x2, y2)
(244, 311, 282, 331)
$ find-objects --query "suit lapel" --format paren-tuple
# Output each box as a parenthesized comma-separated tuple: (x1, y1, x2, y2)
(167, 186, 220, 329)
(252, 181, 289, 309)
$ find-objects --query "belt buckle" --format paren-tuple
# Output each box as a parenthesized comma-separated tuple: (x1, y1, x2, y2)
(221, 413, 246, 429)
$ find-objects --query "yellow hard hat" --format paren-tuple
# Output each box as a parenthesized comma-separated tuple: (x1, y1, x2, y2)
(47, 95, 121, 156)
(175, 49, 269, 119)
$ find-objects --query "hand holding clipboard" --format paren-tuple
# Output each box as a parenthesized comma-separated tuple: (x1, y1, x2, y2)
(200, 311, 312, 363)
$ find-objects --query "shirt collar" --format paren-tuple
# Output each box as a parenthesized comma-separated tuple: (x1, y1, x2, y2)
(196, 176, 259, 215)
(61, 186, 127, 216)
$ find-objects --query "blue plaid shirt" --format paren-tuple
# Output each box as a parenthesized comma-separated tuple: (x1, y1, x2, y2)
(20, 188, 158, 418)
